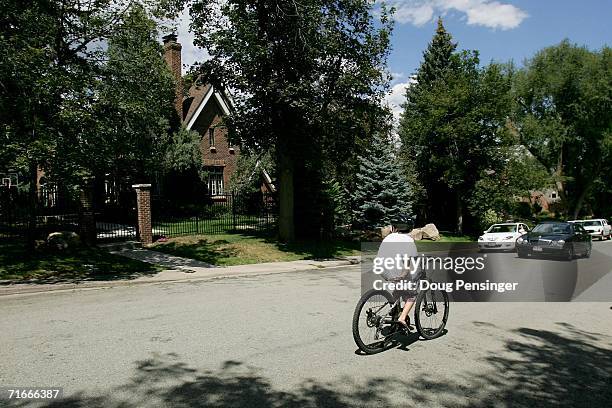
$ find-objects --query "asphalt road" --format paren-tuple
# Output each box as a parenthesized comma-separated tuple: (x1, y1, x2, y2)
(1, 242, 612, 407)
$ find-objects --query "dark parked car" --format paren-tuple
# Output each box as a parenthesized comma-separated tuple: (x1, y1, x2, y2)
(516, 221, 591, 260)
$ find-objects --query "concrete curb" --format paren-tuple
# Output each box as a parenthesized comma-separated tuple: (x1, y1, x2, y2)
(0, 257, 361, 298)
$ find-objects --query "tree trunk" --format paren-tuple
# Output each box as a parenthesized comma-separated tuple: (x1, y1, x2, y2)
(572, 179, 594, 220)
(456, 193, 463, 235)
(554, 145, 567, 214)
(278, 151, 295, 242)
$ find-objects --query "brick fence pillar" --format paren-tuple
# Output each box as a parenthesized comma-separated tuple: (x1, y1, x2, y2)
(132, 184, 152, 245)
(79, 179, 96, 245)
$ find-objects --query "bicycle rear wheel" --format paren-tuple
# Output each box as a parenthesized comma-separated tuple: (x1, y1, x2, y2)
(414, 288, 449, 340)
(352, 289, 396, 354)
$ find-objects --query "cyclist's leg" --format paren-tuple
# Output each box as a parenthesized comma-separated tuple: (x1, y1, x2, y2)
(397, 296, 415, 326)
(398, 268, 422, 326)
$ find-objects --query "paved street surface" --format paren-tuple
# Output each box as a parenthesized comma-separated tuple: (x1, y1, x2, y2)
(2, 242, 612, 407)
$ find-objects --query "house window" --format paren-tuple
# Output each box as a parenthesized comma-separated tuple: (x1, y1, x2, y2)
(206, 166, 224, 195)
(208, 128, 215, 146)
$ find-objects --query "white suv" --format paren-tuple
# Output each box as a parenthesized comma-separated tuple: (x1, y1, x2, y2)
(569, 219, 611, 241)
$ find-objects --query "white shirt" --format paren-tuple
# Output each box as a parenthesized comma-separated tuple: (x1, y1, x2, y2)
(375, 233, 418, 281)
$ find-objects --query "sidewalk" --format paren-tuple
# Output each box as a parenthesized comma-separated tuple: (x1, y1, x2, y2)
(0, 247, 361, 297)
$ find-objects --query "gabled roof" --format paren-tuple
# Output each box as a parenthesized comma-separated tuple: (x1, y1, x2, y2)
(182, 79, 232, 130)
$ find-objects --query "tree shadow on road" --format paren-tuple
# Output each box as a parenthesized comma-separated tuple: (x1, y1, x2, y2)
(7, 322, 612, 407)
(406, 322, 612, 407)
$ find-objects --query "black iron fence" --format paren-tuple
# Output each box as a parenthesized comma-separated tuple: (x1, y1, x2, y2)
(0, 185, 80, 239)
(152, 191, 277, 238)
(0, 183, 137, 242)
(2, 183, 277, 243)
(93, 193, 138, 242)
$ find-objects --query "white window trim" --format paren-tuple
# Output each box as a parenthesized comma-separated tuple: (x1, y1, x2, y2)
(206, 167, 224, 196)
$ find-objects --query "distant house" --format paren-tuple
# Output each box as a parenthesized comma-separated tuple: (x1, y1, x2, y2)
(163, 34, 238, 196)
(530, 189, 561, 212)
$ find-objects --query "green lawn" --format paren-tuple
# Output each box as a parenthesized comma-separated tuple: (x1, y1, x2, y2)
(150, 231, 475, 267)
(0, 239, 159, 283)
(150, 233, 361, 266)
(435, 234, 476, 242)
(415, 234, 476, 252)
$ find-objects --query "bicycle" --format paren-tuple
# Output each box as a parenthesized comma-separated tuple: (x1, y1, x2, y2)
(352, 272, 450, 354)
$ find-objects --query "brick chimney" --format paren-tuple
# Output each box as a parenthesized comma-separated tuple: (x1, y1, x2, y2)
(163, 33, 183, 118)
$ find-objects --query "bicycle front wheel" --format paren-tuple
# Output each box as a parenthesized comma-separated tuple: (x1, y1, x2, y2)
(352, 289, 395, 354)
(414, 288, 449, 340)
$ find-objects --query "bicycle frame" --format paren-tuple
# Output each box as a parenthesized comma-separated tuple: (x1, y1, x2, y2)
(378, 277, 438, 327)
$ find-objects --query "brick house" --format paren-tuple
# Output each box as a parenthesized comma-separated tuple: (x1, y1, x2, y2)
(163, 34, 238, 196)
(529, 189, 561, 213)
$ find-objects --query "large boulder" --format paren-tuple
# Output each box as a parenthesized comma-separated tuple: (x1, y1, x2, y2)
(408, 228, 424, 240)
(47, 231, 81, 250)
(421, 223, 440, 241)
(359, 230, 382, 241)
(407, 224, 440, 241)
(380, 225, 393, 239)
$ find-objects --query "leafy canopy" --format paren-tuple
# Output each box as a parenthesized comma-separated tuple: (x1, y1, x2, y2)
(1, 1, 178, 187)
(184, 0, 393, 239)
(513, 40, 612, 218)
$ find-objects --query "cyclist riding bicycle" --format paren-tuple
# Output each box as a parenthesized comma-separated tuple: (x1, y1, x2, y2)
(376, 225, 421, 329)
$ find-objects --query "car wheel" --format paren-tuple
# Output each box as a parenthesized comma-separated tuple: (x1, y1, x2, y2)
(565, 246, 574, 261)
(517, 250, 527, 258)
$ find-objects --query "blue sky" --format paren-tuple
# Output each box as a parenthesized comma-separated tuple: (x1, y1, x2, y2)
(388, 0, 610, 76)
(384, 0, 611, 118)
(175, 0, 610, 118)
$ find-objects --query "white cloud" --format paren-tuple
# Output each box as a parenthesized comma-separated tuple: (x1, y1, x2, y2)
(392, 0, 528, 30)
(394, 3, 435, 26)
(453, 0, 528, 30)
(385, 77, 416, 123)
(165, 8, 210, 73)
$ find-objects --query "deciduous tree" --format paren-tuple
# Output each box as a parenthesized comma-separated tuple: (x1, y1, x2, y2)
(187, 0, 392, 240)
(513, 41, 612, 219)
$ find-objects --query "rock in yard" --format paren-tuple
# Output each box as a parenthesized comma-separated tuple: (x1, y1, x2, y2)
(420, 223, 440, 241)
(380, 225, 393, 239)
(47, 231, 81, 250)
(359, 230, 383, 241)
(408, 228, 424, 240)
(408, 224, 440, 240)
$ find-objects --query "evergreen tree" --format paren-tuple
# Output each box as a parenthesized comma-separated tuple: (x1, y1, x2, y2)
(353, 134, 411, 229)
(415, 17, 457, 85)
(399, 17, 458, 228)
(399, 18, 513, 233)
